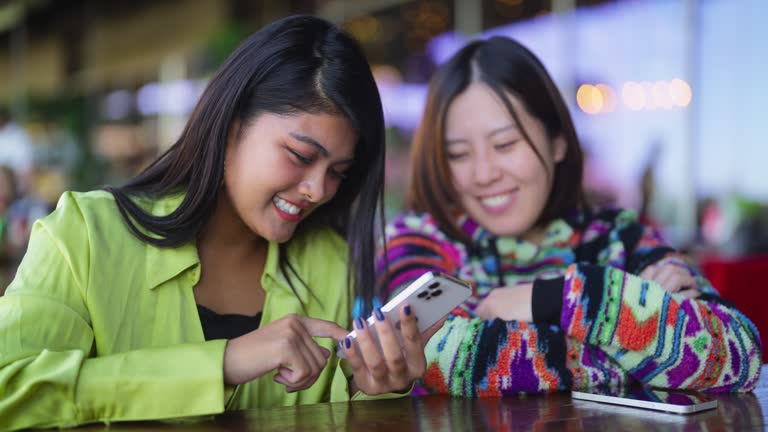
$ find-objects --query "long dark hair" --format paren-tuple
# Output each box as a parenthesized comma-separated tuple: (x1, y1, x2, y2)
(106, 15, 386, 311)
(408, 36, 586, 242)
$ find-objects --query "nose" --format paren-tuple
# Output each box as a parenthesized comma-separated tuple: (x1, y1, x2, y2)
(298, 171, 327, 203)
(472, 151, 502, 186)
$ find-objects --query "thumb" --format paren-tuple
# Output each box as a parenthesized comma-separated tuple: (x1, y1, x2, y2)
(300, 316, 350, 341)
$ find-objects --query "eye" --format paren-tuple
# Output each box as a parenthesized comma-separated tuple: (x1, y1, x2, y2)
(329, 169, 348, 180)
(287, 147, 313, 165)
(446, 152, 469, 161)
(494, 140, 520, 152)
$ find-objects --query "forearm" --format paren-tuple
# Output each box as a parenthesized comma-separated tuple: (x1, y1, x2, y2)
(420, 316, 569, 396)
(556, 264, 762, 391)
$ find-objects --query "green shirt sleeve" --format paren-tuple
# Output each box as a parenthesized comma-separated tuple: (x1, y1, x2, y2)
(0, 205, 232, 430)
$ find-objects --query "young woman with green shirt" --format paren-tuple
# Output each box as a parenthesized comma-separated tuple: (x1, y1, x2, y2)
(0, 16, 437, 430)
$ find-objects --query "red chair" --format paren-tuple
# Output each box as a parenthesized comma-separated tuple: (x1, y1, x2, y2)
(701, 255, 768, 363)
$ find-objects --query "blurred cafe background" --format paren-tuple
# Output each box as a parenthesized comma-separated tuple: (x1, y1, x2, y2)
(0, 0, 766, 353)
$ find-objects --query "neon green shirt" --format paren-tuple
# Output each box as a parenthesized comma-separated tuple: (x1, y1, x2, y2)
(0, 191, 398, 431)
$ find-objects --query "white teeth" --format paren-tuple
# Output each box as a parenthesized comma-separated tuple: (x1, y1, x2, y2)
(273, 197, 300, 215)
(480, 194, 511, 208)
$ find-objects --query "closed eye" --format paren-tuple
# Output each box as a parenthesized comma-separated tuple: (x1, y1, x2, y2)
(287, 147, 313, 165)
(446, 152, 469, 161)
(494, 140, 521, 152)
(330, 170, 348, 180)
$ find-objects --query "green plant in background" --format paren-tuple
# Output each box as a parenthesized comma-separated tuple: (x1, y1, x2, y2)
(207, 22, 246, 71)
(27, 93, 107, 192)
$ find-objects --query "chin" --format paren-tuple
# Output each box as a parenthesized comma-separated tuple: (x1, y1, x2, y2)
(267, 231, 296, 244)
(253, 223, 297, 244)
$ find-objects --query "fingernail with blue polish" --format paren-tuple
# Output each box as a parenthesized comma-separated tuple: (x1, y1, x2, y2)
(344, 337, 351, 349)
(355, 317, 365, 330)
(404, 305, 412, 316)
(374, 308, 385, 321)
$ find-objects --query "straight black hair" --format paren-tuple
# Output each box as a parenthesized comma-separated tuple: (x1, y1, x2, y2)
(106, 15, 386, 313)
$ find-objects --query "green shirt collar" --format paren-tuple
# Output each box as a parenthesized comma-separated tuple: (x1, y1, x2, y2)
(143, 192, 296, 295)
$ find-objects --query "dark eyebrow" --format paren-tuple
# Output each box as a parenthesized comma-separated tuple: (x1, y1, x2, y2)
(445, 138, 469, 146)
(487, 124, 518, 138)
(289, 132, 355, 164)
(446, 124, 519, 146)
(289, 132, 329, 157)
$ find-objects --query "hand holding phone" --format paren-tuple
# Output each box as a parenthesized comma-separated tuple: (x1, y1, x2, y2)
(335, 272, 472, 396)
(337, 272, 472, 359)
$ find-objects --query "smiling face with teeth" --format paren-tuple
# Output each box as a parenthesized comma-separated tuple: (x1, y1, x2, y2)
(221, 112, 356, 243)
(444, 83, 566, 241)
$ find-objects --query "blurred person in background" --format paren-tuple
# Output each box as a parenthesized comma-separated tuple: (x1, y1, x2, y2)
(0, 165, 16, 262)
(0, 165, 49, 268)
(0, 107, 34, 194)
(0, 15, 439, 431)
(376, 36, 761, 397)
(32, 115, 81, 178)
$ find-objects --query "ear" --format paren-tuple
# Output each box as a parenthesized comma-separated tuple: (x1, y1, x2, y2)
(552, 134, 567, 163)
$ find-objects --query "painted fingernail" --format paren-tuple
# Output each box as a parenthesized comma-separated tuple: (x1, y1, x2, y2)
(374, 308, 385, 321)
(344, 337, 352, 349)
(404, 305, 412, 316)
(355, 317, 365, 330)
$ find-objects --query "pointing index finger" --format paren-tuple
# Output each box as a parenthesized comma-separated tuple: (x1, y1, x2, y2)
(299, 316, 350, 341)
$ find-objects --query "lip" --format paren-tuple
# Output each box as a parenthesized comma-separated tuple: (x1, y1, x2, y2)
(476, 190, 517, 215)
(273, 195, 310, 223)
(476, 188, 518, 199)
(275, 196, 311, 210)
(273, 201, 303, 222)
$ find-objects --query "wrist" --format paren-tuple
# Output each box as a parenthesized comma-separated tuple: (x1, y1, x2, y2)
(348, 374, 359, 395)
(223, 338, 244, 385)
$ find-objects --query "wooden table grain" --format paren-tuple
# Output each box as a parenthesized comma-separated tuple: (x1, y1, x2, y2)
(78, 368, 768, 431)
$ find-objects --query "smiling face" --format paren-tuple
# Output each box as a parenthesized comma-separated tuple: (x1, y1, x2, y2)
(444, 82, 565, 239)
(224, 112, 356, 243)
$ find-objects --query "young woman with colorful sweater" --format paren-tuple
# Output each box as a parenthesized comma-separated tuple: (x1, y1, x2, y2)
(376, 37, 762, 397)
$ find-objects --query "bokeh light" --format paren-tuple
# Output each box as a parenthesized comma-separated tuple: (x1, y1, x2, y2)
(622, 81, 646, 111)
(577, 84, 604, 114)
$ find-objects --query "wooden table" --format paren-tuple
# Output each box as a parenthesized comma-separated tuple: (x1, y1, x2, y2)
(79, 368, 768, 431)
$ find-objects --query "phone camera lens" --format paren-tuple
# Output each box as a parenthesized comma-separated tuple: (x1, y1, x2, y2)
(428, 282, 441, 290)
(431, 289, 443, 297)
(417, 291, 429, 299)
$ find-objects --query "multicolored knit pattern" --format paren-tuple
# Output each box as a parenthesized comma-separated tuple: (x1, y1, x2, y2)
(376, 209, 762, 396)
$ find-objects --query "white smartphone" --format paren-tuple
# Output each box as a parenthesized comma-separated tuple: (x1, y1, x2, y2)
(336, 271, 472, 359)
(572, 386, 717, 414)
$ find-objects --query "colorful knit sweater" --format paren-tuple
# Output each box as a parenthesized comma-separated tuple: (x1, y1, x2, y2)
(375, 209, 762, 396)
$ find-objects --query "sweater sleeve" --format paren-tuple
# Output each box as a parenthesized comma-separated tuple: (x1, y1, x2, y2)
(550, 211, 762, 392)
(557, 263, 761, 392)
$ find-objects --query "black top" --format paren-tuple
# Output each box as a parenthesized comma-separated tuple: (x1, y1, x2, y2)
(197, 304, 263, 341)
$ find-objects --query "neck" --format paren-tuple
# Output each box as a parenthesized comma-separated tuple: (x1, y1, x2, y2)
(198, 191, 267, 258)
(520, 226, 547, 246)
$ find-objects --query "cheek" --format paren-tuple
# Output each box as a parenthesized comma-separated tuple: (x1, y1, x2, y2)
(448, 163, 473, 192)
(322, 178, 343, 203)
(501, 150, 547, 185)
